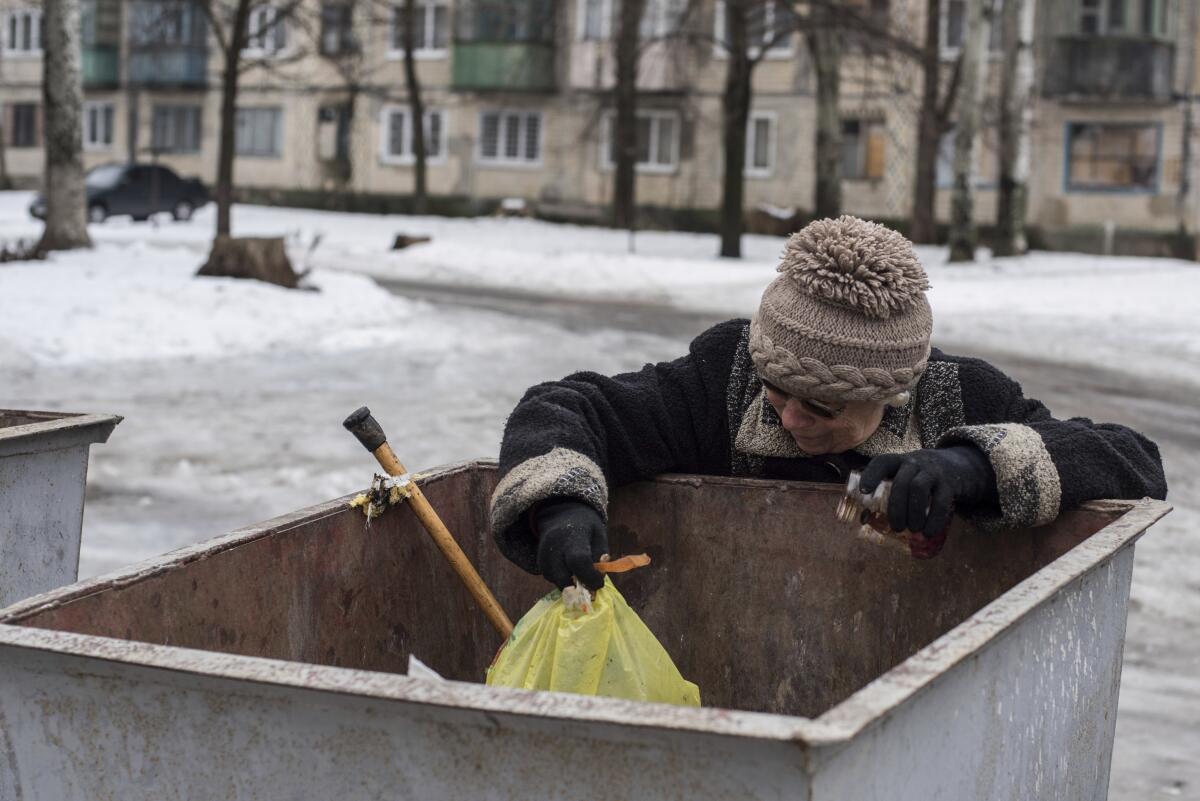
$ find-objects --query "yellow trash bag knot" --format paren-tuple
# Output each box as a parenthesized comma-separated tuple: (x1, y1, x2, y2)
(486, 576, 700, 707)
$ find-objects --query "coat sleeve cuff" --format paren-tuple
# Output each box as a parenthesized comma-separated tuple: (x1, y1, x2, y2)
(489, 447, 609, 573)
(937, 423, 1062, 529)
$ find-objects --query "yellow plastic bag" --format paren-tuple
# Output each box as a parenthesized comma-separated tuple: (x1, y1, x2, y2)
(486, 576, 700, 707)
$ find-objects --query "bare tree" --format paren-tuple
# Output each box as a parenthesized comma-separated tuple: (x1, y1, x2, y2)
(946, 0, 991, 262)
(400, 0, 428, 213)
(994, 0, 1035, 256)
(712, 0, 801, 258)
(806, 0, 841, 220)
(37, 0, 92, 252)
(0, 45, 12, 191)
(910, 0, 963, 244)
(612, 0, 647, 230)
(200, 0, 305, 237)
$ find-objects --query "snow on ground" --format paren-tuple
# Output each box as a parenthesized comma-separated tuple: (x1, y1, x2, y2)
(2, 192, 1199, 799)
(3, 190, 1196, 389)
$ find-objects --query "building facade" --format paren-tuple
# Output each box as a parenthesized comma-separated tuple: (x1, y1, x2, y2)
(1, 0, 1197, 246)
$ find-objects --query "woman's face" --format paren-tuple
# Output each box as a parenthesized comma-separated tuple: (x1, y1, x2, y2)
(761, 379, 886, 455)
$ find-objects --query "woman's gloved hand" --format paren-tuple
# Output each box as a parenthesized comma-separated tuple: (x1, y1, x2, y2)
(533, 498, 608, 591)
(859, 445, 997, 558)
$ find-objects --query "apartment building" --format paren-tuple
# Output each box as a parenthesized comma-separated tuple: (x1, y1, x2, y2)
(1, 0, 1196, 246)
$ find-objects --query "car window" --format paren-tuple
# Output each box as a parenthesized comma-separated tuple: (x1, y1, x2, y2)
(85, 165, 125, 188)
(153, 166, 180, 187)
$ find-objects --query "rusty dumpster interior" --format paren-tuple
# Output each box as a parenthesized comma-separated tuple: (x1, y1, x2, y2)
(4, 462, 1123, 719)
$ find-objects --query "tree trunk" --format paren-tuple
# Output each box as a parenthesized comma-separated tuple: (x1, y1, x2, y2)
(994, 0, 1035, 256)
(0, 45, 11, 190)
(215, 0, 254, 237)
(37, 0, 91, 252)
(403, 0, 428, 214)
(719, 0, 751, 258)
(910, 0, 942, 244)
(808, 4, 842, 221)
(0, 114, 11, 190)
(947, 0, 991, 263)
(612, 0, 644, 230)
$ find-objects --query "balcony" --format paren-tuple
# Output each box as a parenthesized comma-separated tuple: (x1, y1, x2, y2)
(129, 48, 209, 89)
(452, 42, 556, 92)
(82, 45, 119, 88)
(1044, 36, 1175, 102)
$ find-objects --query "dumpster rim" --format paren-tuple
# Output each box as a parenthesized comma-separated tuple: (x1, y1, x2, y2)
(0, 410, 122, 458)
(0, 460, 1172, 748)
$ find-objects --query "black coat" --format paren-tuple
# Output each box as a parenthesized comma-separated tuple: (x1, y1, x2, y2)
(491, 319, 1167, 573)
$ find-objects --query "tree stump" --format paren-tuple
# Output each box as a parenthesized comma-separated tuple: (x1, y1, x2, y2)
(391, 234, 432, 250)
(197, 236, 299, 289)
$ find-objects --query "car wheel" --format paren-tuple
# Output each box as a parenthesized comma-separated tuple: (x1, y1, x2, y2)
(172, 201, 194, 222)
(87, 204, 107, 224)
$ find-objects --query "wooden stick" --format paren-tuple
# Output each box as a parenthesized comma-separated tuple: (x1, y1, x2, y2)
(345, 408, 514, 639)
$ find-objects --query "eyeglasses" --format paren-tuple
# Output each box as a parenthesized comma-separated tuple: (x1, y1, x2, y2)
(760, 378, 846, 419)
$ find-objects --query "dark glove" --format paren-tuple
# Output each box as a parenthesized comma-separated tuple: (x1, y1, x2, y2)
(533, 498, 608, 591)
(859, 445, 997, 558)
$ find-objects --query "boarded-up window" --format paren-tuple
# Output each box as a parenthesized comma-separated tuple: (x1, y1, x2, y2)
(1066, 122, 1159, 192)
(841, 118, 886, 180)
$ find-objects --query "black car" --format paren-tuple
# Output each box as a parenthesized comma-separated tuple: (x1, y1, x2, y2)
(30, 163, 210, 223)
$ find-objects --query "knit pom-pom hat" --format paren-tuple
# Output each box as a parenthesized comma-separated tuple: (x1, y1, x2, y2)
(749, 215, 933, 404)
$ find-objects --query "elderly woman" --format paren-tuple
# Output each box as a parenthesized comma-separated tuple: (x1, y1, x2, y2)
(490, 216, 1167, 589)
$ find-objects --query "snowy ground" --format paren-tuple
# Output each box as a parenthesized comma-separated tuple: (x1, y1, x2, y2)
(1, 193, 1197, 799)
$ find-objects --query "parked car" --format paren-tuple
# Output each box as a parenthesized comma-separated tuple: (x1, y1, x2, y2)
(29, 163, 210, 224)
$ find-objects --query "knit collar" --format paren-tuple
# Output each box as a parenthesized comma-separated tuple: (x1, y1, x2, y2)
(734, 387, 921, 459)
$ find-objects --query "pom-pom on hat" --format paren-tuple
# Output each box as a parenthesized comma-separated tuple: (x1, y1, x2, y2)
(749, 216, 933, 404)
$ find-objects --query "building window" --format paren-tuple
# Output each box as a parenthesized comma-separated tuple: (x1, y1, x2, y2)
(389, 1, 448, 57)
(236, 107, 282, 157)
(935, 127, 1000, 188)
(640, 0, 686, 40)
(478, 110, 542, 165)
(2, 8, 42, 55)
(714, 0, 792, 58)
(151, 104, 202, 154)
(578, 0, 609, 40)
(1065, 122, 1159, 192)
(842, 118, 887, 181)
(6, 103, 39, 148)
(601, 110, 679, 173)
(130, 1, 204, 47)
(245, 5, 288, 56)
(458, 0, 555, 43)
(320, 3, 355, 55)
(318, 104, 352, 161)
(745, 112, 774, 177)
(83, 101, 114, 151)
(380, 106, 447, 164)
(941, 0, 1002, 58)
(1080, 0, 1169, 36)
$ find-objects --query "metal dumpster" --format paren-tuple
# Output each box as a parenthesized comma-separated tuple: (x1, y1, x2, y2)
(0, 409, 121, 608)
(0, 460, 1171, 800)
